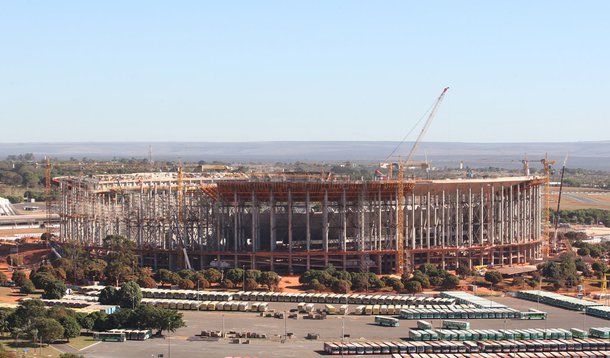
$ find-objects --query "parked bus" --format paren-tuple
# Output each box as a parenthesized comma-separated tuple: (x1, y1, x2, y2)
(442, 320, 470, 330)
(94, 331, 126, 342)
(374, 316, 400, 327)
(416, 320, 433, 330)
(520, 309, 548, 320)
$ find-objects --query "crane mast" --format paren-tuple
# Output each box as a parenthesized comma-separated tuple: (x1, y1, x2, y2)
(396, 87, 449, 275)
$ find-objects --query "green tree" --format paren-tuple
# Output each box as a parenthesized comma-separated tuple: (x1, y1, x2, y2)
(0, 271, 7, 286)
(11, 271, 27, 287)
(484, 271, 503, 288)
(117, 281, 142, 309)
(456, 266, 472, 278)
(441, 275, 461, 290)
(592, 261, 608, 274)
(98, 286, 119, 305)
(32, 318, 64, 343)
(84, 259, 107, 282)
(156, 269, 180, 285)
(404, 280, 423, 293)
(30, 271, 56, 290)
(42, 280, 67, 299)
(244, 278, 258, 291)
(245, 269, 262, 282)
(258, 271, 281, 290)
(12, 299, 46, 328)
(331, 279, 351, 294)
(201, 268, 222, 283)
(577, 247, 591, 256)
(58, 316, 81, 342)
(154, 309, 186, 335)
(225, 268, 244, 286)
(409, 271, 431, 289)
(19, 280, 36, 294)
(177, 270, 195, 281)
(102, 235, 137, 285)
(381, 276, 403, 291)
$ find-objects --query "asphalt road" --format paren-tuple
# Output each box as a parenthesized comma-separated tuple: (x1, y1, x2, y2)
(79, 297, 610, 358)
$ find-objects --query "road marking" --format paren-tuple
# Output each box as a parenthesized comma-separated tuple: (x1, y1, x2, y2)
(80, 341, 102, 351)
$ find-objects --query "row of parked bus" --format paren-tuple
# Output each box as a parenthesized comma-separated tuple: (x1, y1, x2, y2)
(352, 304, 459, 315)
(398, 307, 520, 320)
(392, 352, 610, 358)
(409, 328, 587, 341)
(141, 298, 268, 312)
(323, 339, 610, 355)
(232, 291, 455, 306)
(140, 289, 234, 301)
(440, 292, 510, 309)
(516, 290, 601, 311)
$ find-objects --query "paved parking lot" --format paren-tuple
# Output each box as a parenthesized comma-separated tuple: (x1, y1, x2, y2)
(80, 297, 610, 358)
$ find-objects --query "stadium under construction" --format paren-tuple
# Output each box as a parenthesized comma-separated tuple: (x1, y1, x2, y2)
(57, 173, 545, 274)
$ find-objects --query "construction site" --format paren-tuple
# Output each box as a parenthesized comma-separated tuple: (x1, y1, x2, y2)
(53, 88, 546, 275)
(57, 172, 545, 274)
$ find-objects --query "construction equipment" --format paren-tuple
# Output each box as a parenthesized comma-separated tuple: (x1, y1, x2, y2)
(396, 87, 449, 274)
(540, 155, 556, 257)
(552, 154, 569, 253)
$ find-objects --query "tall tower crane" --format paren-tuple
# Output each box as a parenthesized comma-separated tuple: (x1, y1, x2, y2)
(396, 87, 449, 275)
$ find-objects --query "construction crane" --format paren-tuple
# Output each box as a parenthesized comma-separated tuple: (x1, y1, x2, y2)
(396, 87, 449, 275)
(552, 154, 569, 253)
(540, 154, 556, 257)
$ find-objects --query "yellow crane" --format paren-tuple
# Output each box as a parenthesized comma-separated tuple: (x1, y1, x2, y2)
(396, 87, 449, 275)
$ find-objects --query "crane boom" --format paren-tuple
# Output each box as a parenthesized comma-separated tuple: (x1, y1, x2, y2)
(396, 87, 449, 275)
(403, 87, 450, 166)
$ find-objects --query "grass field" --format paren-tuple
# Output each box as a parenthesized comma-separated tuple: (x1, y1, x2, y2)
(0, 337, 60, 357)
(66, 335, 98, 350)
(550, 187, 610, 210)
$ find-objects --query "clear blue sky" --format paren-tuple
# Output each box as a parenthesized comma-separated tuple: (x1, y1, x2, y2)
(1, 1, 608, 143)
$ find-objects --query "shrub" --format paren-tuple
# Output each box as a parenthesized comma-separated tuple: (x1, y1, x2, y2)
(404, 280, 422, 293)
(178, 279, 195, 290)
(19, 279, 36, 294)
(137, 276, 158, 289)
(441, 275, 460, 290)
(11, 270, 27, 287)
(331, 279, 351, 294)
(244, 278, 258, 291)
(220, 279, 234, 289)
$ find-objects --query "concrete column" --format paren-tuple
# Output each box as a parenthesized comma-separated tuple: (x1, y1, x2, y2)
(341, 189, 347, 252)
(468, 188, 473, 248)
(270, 191, 276, 252)
(323, 190, 329, 267)
(426, 192, 431, 250)
(455, 188, 460, 247)
(288, 189, 293, 274)
(305, 190, 311, 270)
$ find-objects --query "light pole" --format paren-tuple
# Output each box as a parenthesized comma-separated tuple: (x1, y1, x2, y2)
(222, 314, 225, 338)
(284, 310, 287, 341)
(167, 317, 171, 358)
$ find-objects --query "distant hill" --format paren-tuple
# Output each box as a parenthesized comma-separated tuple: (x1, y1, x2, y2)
(0, 141, 609, 170)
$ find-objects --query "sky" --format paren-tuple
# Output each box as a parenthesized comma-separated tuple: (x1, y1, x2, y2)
(0, 1, 609, 143)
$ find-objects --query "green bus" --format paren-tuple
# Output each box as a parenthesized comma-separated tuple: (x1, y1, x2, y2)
(442, 320, 470, 330)
(374, 316, 400, 327)
(519, 309, 548, 320)
(94, 332, 126, 342)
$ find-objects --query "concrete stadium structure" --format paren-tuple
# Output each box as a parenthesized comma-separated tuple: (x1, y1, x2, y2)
(58, 173, 545, 274)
